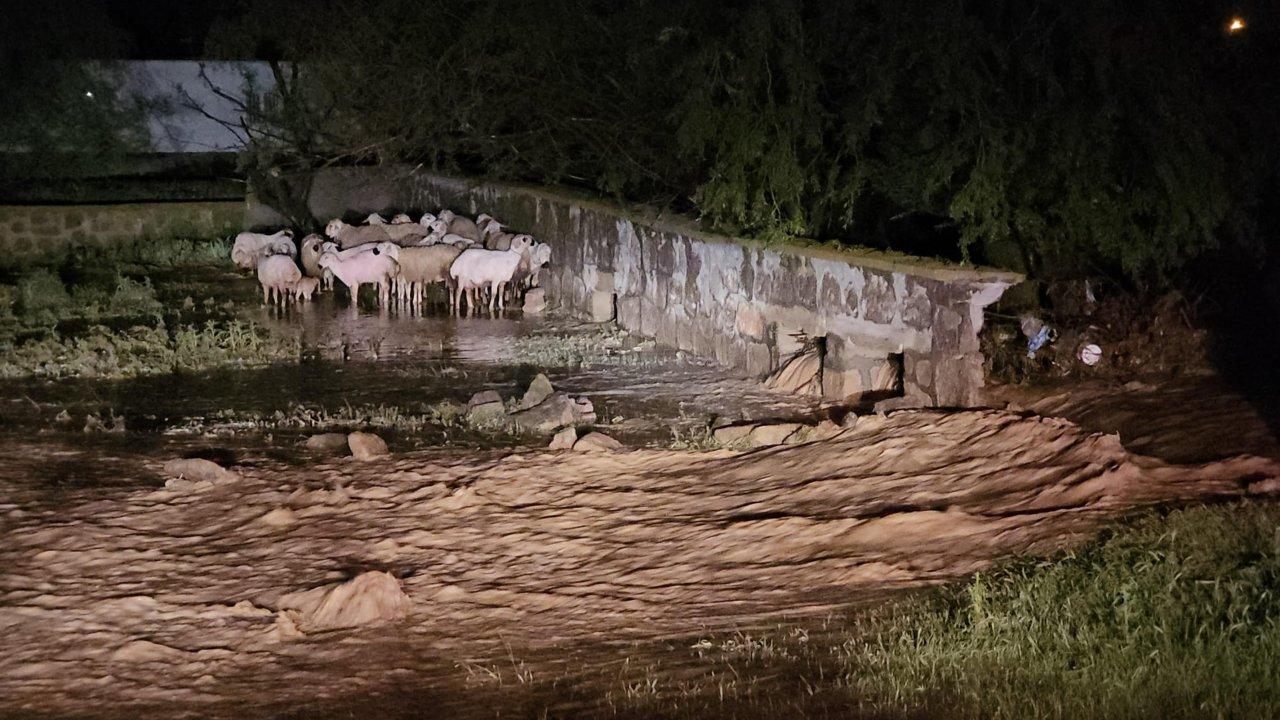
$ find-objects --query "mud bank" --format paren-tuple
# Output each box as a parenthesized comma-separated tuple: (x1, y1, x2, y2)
(1, 409, 1276, 718)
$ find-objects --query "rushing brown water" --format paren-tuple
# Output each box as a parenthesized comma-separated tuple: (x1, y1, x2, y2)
(2, 273, 1279, 719)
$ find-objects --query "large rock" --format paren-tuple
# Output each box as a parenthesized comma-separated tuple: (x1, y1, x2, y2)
(162, 458, 239, 486)
(523, 287, 546, 314)
(305, 433, 350, 453)
(276, 571, 410, 633)
(548, 426, 577, 450)
(466, 390, 507, 425)
(573, 431, 623, 452)
(509, 393, 596, 432)
(518, 373, 555, 410)
(347, 432, 389, 460)
(763, 348, 822, 395)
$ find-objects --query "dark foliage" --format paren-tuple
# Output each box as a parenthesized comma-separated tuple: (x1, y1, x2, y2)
(205, 0, 1274, 284)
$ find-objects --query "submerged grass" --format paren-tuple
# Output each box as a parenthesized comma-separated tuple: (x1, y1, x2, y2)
(507, 327, 659, 367)
(0, 235, 298, 379)
(0, 320, 297, 379)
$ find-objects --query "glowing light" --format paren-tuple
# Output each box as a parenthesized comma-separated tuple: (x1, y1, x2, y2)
(84, 91, 94, 98)
(1228, 17, 1246, 33)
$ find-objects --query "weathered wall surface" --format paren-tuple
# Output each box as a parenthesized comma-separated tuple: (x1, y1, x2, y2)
(0, 201, 242, 258)
(251, 166, 1021, 406)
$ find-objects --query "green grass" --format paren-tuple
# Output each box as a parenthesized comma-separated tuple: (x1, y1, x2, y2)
(438, 502, 1280, 719)
(0, 235, 301, 379)
(836, 501, 1280, 718)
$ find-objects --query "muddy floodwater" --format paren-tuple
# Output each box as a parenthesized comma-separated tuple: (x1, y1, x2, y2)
(2, 273, 1279, 718)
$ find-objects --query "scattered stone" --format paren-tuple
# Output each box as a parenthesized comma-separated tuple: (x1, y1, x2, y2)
(712, 424, 756, 447)
(523, 287, 546, 314)
(519, 373, 555, 410)
(509, 393, 596, 432)
(162, 458, 239, 486)
(347, 432, 389, 461)
(573, 431, 623, 452)
(748, 423, 804, 447)
(466, 390, 507, 426)
(467, 390, 503, 410)
(763, 348, 822, 395)
(548, 426, 577, 450)
(277, 571, 410, 633)
(305, 433, 350, 452)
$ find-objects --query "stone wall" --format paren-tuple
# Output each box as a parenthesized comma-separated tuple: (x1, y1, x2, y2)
(0, 201, 242, 258)
(250, 166, 1022, 407)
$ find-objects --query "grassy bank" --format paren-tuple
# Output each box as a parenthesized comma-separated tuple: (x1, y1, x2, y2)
(0, 236, 299, 379)
(833, 501, 1280, 718)
(464, 502, 1280, 719)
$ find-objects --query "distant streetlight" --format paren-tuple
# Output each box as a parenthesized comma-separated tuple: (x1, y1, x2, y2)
(1227, 16, 1246, 34)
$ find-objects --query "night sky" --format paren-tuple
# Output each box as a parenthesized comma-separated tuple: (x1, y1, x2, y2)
(101, 0, 238, 58)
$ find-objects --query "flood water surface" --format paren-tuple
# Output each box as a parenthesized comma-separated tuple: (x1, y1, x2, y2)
(3, 274, 1279, 718)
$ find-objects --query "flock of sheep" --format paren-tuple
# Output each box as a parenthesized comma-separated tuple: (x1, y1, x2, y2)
(230, 210, 552, 313)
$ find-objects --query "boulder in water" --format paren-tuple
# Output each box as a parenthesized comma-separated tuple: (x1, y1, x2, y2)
(573, 431, 623, 452)
(347, 432, 389, 461)
(306, 433, 350, 452)
(548, 426, 577, 450)
(277, 571, 410, 633)
(510, 393, 595, 433)
(519, 373, 555, 410)
(162, 458, 239, 487)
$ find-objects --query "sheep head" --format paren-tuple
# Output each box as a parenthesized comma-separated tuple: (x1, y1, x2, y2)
(438, 209, 456, 223)
(391, 213, 413, 224)
(325, 219, 347, 238)
(364, 213, 387, 225)
(419, 212, 437, 227)
(510, 234, 534, 253)
(533, 243, 552, 265)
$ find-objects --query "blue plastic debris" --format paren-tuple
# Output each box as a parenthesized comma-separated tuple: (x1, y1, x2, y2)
(1027, 326, 1051, 358)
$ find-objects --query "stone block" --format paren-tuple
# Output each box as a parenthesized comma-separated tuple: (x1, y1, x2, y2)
(589, 291, 616, 323)
(617, 296, 642, 331)
(745, 341, 773, 377)
(522, 288, 546, 314)
(735, 302, 766, 340)
(595, 271, 616, 293)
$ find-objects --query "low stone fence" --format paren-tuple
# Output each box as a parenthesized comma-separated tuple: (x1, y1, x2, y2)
(249, 166, 1021, 407)
(0, 201, 242, 259)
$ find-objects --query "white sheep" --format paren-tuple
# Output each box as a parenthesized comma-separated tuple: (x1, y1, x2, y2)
(293, 276, 320, 302)
(318, 246, 399, 308)
(232, 229, 293, 269)
(529, 242, 552, 287)
(448, 236, 532, 312)
(257, 255, 302, 306)
(326, 218, 392, 250)
(384, 222, 430, 244)
(364, 213, 387, 225)
(391, 213, 414, 224)
(418, 212, 437, 227)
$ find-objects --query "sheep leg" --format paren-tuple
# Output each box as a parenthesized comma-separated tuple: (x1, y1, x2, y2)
(350, 282, 360, 309)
